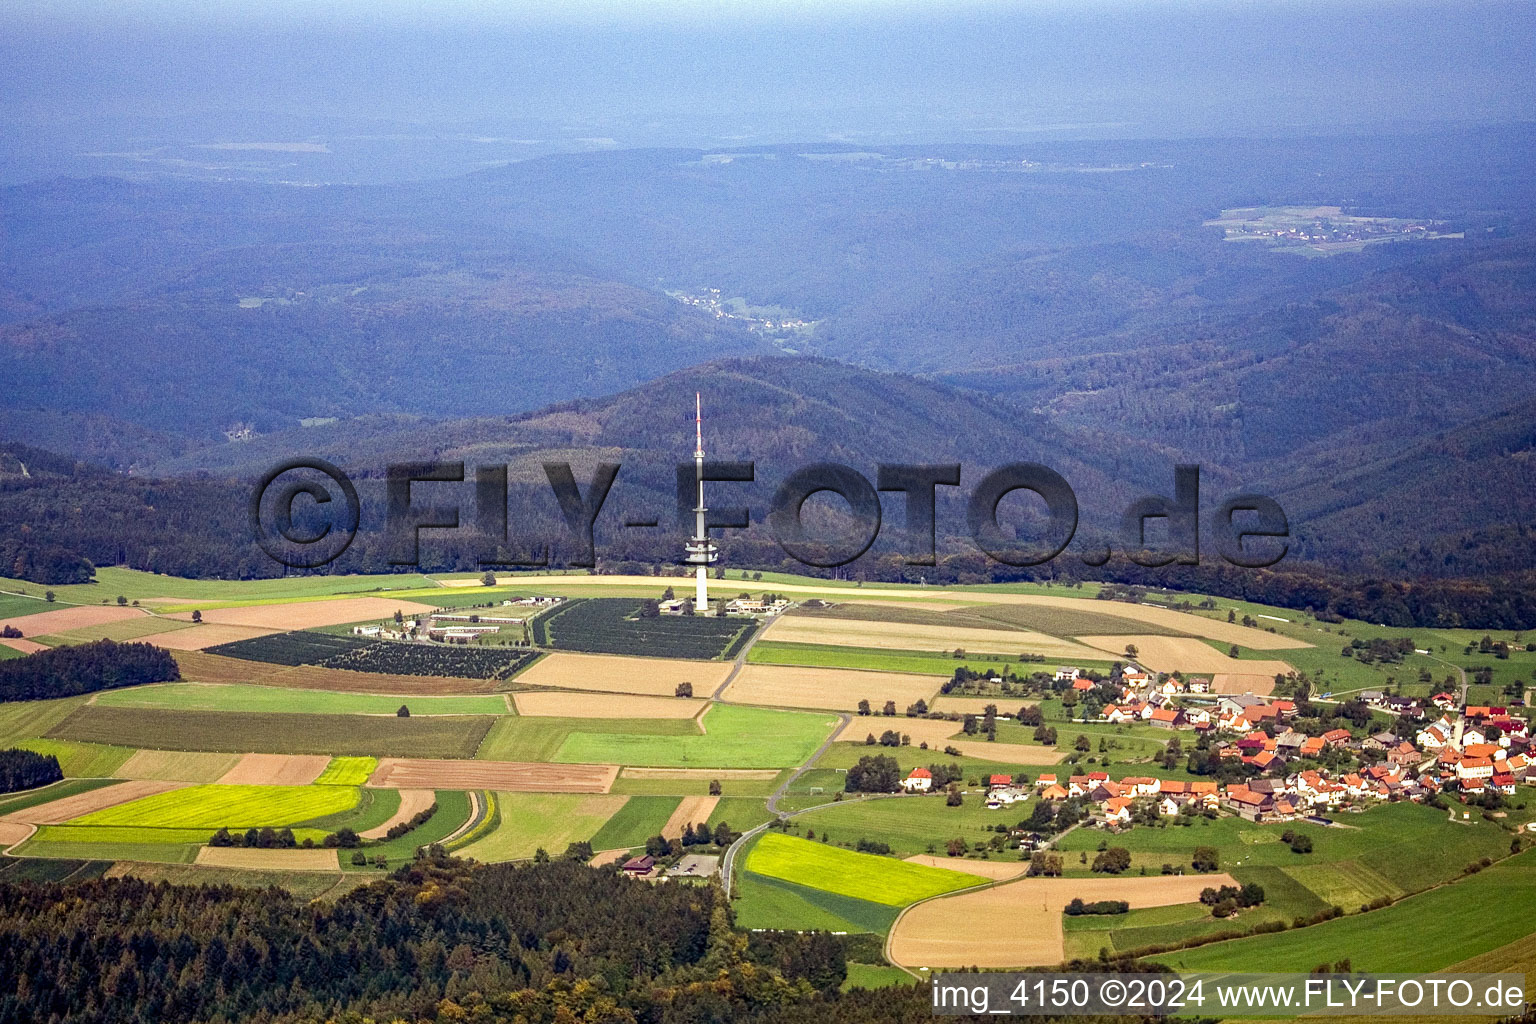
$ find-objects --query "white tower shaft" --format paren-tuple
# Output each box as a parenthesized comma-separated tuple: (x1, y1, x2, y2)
(693, 392, 709, 611)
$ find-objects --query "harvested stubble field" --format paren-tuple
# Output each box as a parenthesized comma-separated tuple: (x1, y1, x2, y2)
(929, 695, 1038, 716)
(216, 753, 332, 786)
(48, 706, 495, 759)
(0, 820, 34, 848)
(835, 717, 1065, 765)
(766, 614, 1099, 660)
(888, 872, 1242, 968)
(116, 750, 243, 783)
(1210, 672, 1278, 696)
(621, 767, 779, 781)
(139, 624, 281, 651)
(1077, 635, 1295, 677)
(661, 795, 719, 839)
(793, 601, 1191, 640)
(725, 664, 941, 712)
(169, 651, 288, 683)
(457, 793, 628, 863)
(1, 780, 184, 825)
(0, 604, 144, 637)
(194, 846, 341, 871)
(170, 597, 439, 629)
(47, 617, 199, 643)
(512, 691, 708, 718)
(902, 855, 1029, 879)
(359, 789, 435, 840)
(516, 652, 731, 696)
(1, 637, 49, 654)
(368, 757, 619, 793)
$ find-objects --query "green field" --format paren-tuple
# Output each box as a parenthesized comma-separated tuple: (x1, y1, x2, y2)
(553, 705, 839, 769)
(1154, 851, 1536, 972)
(477, 716, 698, 762)
(49, 706, 494, 758)
(349, 789, 472, 868)
(70, 783, 359, 830)
(748, 641, 1072, 677)
(0, 856, 112, 883)
(95, 682, 512, 717)
(708, 796, 777, 834)
(745, 832, 984, 906)
(0, 568, 442, 606)
(42, 617, 199, 644)
(457, 793, 623, 862)
(0, 696, 89, 746)
(314, 756, 378, 786)
(106, 861, 368, 901)
(841, 964, 913, 991)
(733, 869, 902, 933)
(792, 793, 1026, 859)
(587, 796, 681, 850)
(16, 839, 200, 864)
(13, 738, 134, 777)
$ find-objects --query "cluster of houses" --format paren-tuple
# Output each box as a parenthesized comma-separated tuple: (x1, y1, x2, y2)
(898, 664, 1535, 833)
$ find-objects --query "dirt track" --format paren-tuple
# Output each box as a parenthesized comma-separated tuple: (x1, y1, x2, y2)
(889, 872, 1241, 968)
(368, 757, 619, 793)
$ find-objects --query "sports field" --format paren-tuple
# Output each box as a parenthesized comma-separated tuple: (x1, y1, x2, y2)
(724, 664, 942, 712)
(746, 832, 984, 906)
(95, 682, 511, 716)
(456, 793, 627, 862)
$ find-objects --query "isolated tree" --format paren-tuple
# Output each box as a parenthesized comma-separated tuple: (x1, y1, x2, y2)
(662, 586, 675, 601)
(1124, 644, 1138, 660)
(857, 699, 871, 716)
(191, 609, 202, 622)
(481, 571, 497, 586)
(708, 779, 722, 796)
(883, 700, 897, 716)
(397, 704, 410, 717)
(44, 591, 54, 603)
(115, 595, 127, 606)
(1192, 846, 1220, 872)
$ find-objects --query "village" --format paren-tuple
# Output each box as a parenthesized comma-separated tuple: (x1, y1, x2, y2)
(898, 662, 1534, 838)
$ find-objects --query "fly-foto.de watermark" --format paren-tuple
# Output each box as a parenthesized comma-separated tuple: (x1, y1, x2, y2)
(250, 458, 1288, 572)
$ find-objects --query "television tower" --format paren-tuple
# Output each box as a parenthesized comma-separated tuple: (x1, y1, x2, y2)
(683, 392, 717, 611)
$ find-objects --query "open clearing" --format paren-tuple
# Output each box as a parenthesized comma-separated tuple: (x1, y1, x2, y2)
(140, 624, 280, 650)
(216, 753, 331, 786)
(512, 691, 707, 718)
(368, 757, 618, 792)
(359, 789, 435, 840)
(194, 846, 341, 870)
(747, 833, 984, 906)
(515, 652, 732, 695)
(0, 605, 144, 637)
(117, 750, 242, 783)
(458, 793, 627, 862)
(2, 780, 183, 824)
(1077, 635, 1295, 677)
(1210, 672, 1279, 695)
(725, 664, 941, 711)
(168, 597, 439, 629)
(766, 615, 1099, 659)
(889, 872, 1241, 968)
(70, 783, 358, 829)
(661, 795, 719, 839)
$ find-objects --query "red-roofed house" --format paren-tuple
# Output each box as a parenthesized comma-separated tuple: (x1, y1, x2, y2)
(902, 767, 933, 792)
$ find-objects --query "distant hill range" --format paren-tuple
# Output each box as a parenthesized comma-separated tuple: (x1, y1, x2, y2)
(2, 129, 1535, 579)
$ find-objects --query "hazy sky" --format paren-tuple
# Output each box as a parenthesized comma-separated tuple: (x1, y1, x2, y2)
(2, 1, 1533, 142)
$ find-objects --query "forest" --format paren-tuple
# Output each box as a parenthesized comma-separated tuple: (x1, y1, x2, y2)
(0, 640, 181, 702)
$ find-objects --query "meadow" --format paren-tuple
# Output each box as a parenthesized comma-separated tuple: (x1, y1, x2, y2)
(790, 794, 1030, 860)
(457, 793, 627, 862)
(1154, 852, 1536, 972)
(552, 704, 839, 769)
(95, 682, 512, 717)
(587, 795, 682, 850)
(14, 738, 133, 777)
(733, 869, 902, 934)
(49, 706, 494, 758)
(353, 788, 474, 868)
(745, 832, 984, 906)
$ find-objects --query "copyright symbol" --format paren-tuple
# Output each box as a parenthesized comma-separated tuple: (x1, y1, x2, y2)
(250, 458, 360, 569)
(1100, 979, 1126, 1007)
